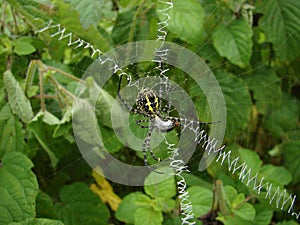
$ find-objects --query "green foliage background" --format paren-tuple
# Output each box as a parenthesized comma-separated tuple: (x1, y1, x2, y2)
(0, 0, 299, 224)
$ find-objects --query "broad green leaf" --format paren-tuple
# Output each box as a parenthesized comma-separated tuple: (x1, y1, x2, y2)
(9, 218, 64, 225)
(155, 198, 176, 212)
(42, 111, 61, 125)
(13, 37, 36, 55)
(100, 126, 123, 153)
(263, 94, 299, 138)
(72, 98, 105, 158)
(0, 152, 38, 225)
(282, 141, 300, 184)
(68, 0, 115, 29)
(239, 147, 262, 174)
(232, 193, 245, 207)
(28, 111, 59, 167)
(14, 42, 36, 56)
(224, 185, 238, 206)
(276, 221, 299, 225)
(116, 192, 152, 224)
(212, 18, 253, 68)
(215, 70, 252, 140)
(85, 76, 119, 128)
(3, 70, 34, 123)
(252, 204, 273, 225)
(112, 7, 156, 44)
(144, 171, 176, 199)
(4, 0, 49, 29)
(158, 0, 204, 45)
(55, 182, 109, 225)
(54, 0, 112, 52)
(0, 105, 26, 157)
(7, 0, 111, 52)
(112, 10, 135, 44)
(218, 215, 253, 225)
(259, 0, 300, 61)
(244, 67, 282, 115)
(53, 110, 72, 138)
(261, 164, 292, 186)
(36, 192, 57, 219)
(232, 203, 255, 221)
(223, 0, 247, 12)
(134, 207, 163, 225)
(188, 186, 213, 218)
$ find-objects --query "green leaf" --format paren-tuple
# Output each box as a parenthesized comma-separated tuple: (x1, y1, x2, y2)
(252, 204, 273, 225)
(188, 186, 213, 218)
(4, 0, 49, 28)
(111, 10, 135, 44)
(54, 0, 112, 52)
(215, 70, 252, 140)
(158, 0, 204, 45)
(263, 94, 299, 138)
(100, 126, 123, 153)
(68, 0, 115, 29)
(53, 110, 72, 138)
(155, 198, 176, 212)
(244, 67, 282, 115)
(72, 98, 105, 158)
(0, 152, 38, 224)
(3, 70, 34, 123)
(134, 207, 163, 225)
(0, 105, 27, 157)
(42, 111, 61, 125)
(239, 147, 262, 174)
(144, 171, 176, 199)
(36, 192, 57, 219)
(116, 192, 152, 224)
(261, 164, 292, 186)
(28, 111, 59, 168)
(212, 18, 253, 68)
(276, 221, 299, 225)
(9, 218, 64, 225)
(232, 193, 245, 207)
(14, 42, 36, 56)
(224, 185, 238, 206)
(259, 0, 300, 61)
(219, 215, 253, 225)
(282, 141, 300, 184)
(55, 182, 109, 225)
(232, 203, 255, 221)
(223, 0, 247, 12)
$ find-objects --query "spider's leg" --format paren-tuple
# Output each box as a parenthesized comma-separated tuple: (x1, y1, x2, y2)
(118, 75, 145, 115)
(142, 125, 164, 174)
(167, 116, 221, 126)
(136, 119, 150, 128)
(194, 120, 221, 125)
(117, 75, 133, 111)
(142, 125, 161, 164)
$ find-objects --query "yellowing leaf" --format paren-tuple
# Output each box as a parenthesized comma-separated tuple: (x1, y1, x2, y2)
(90, 169, 121, 211)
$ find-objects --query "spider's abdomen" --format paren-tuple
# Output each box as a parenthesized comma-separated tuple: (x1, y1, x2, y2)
(136, 88, 159, 115)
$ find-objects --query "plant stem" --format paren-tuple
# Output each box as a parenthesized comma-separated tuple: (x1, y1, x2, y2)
(128, 0, 147, 43)
(215, 180, 229, 215)
(39, 69, 45, 112)
(0, 2, 6, 33)
(46, 65, 85, 84)
(48, 75, 76, 100)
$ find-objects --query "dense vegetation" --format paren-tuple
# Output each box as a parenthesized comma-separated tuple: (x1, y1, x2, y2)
(0, 0, 299, 225)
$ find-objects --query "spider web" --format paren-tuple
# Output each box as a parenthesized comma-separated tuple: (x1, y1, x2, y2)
(8, 0, 300, 223)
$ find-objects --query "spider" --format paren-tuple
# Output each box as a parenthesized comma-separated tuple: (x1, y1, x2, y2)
(117, 75, 216, 171)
